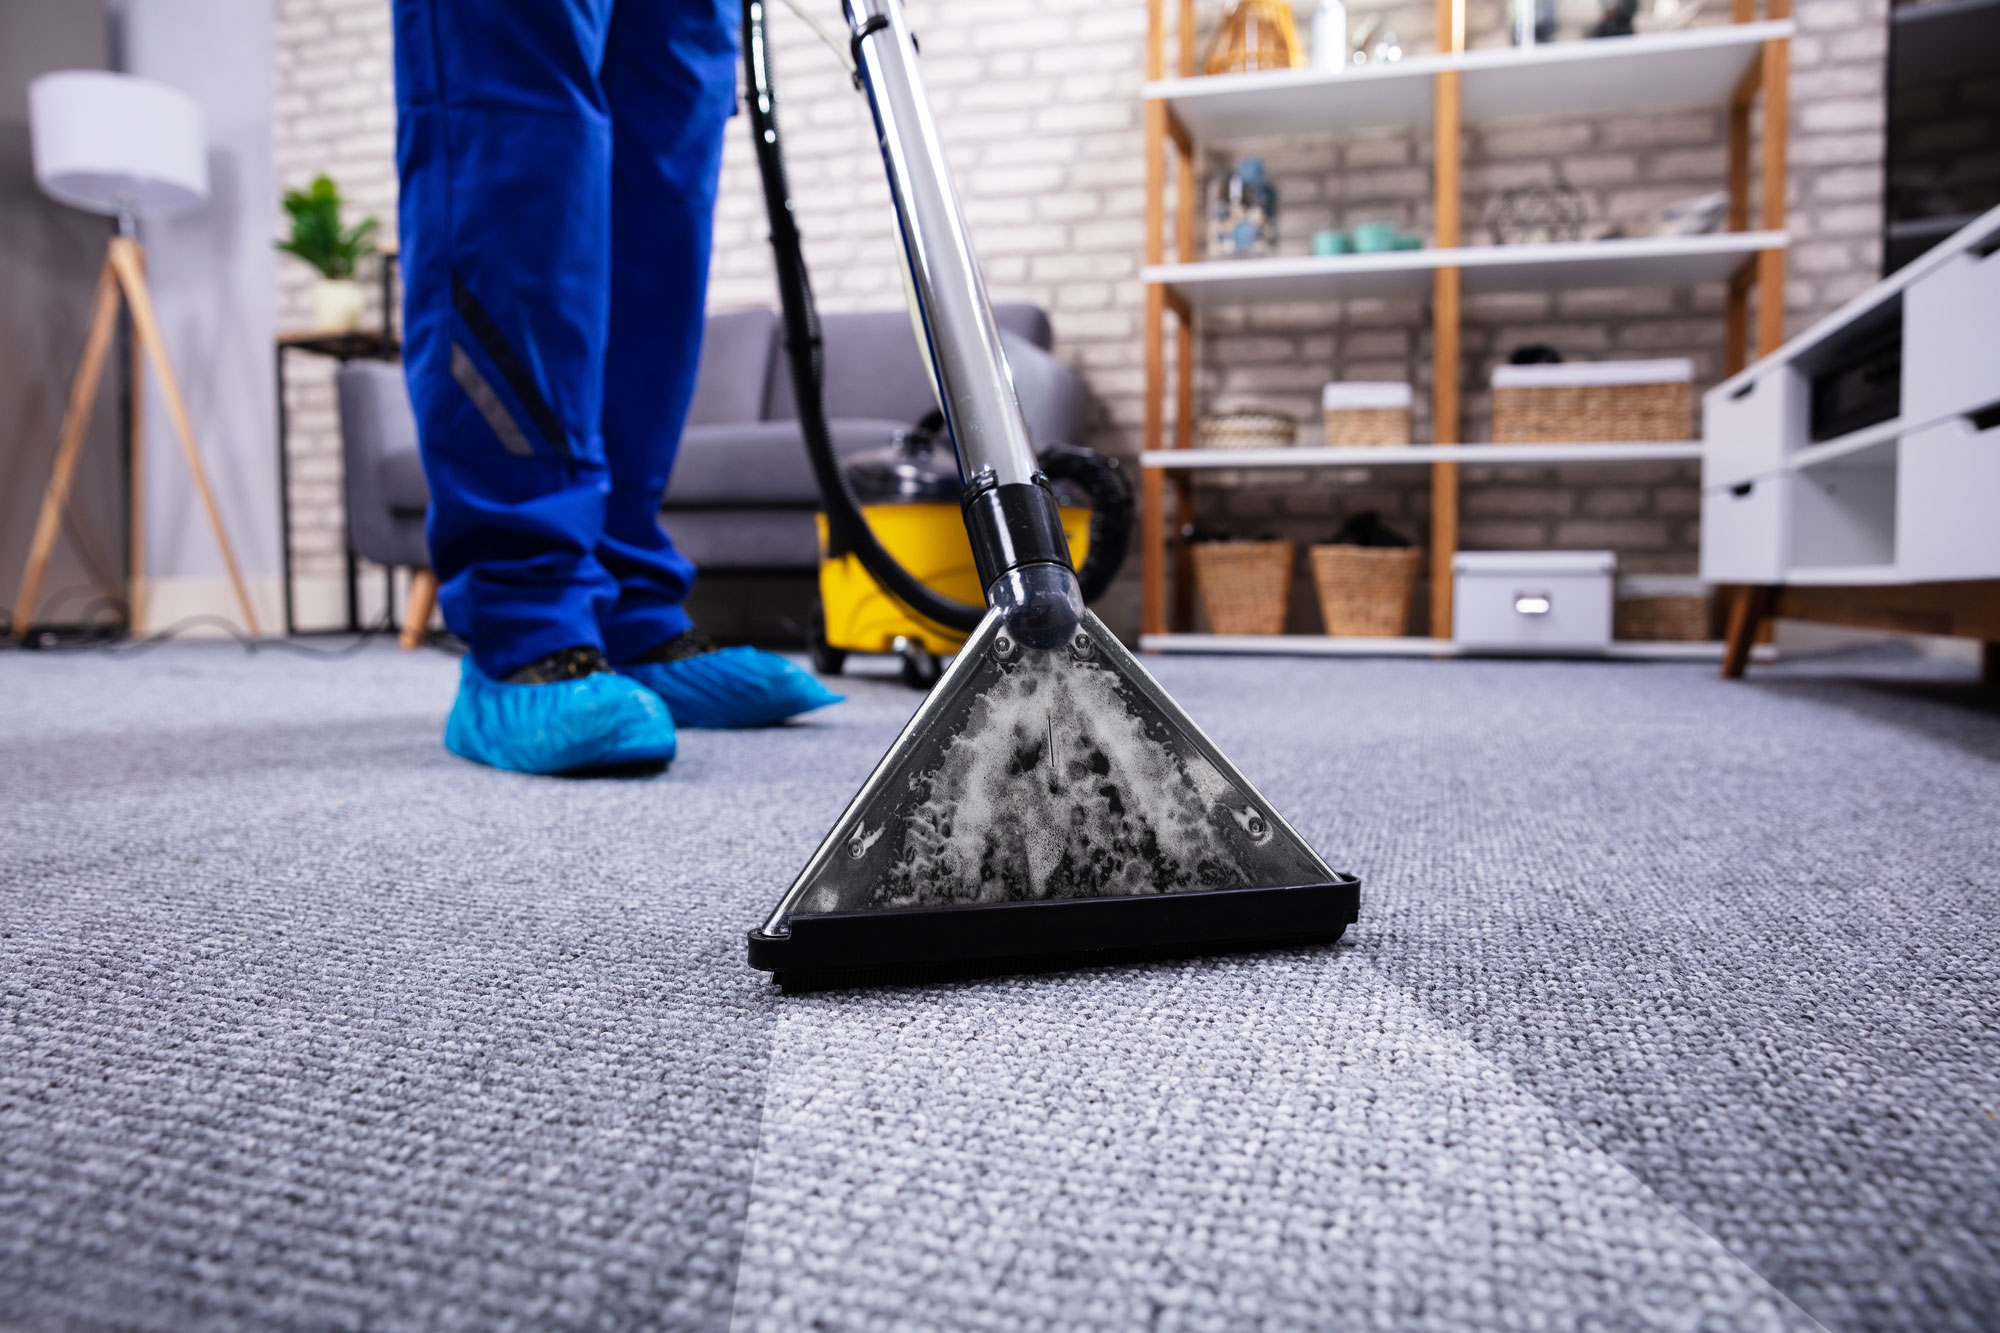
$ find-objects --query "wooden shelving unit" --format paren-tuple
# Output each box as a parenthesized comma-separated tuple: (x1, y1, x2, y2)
(1139, 0, 1794, 645)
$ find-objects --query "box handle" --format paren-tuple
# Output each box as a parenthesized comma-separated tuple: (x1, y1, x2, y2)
(1513, 592, 1552, 616)
(1730, 480, 1754, 498)
(1968, 399, 2000, 433)
(1729, 378, 1756, 401)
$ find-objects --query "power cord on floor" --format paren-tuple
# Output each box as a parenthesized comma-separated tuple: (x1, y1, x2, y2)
(2, 607, 405, 660)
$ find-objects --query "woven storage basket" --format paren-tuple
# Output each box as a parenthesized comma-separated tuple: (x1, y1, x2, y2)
(1198, 409, 1296, 451)
(1613, 575, 1712, 641)
(1614, 596, 1711, 641)
(1193, 541, 1294, 635)
(1323, 382, 1412, 447)
(1491, 359, 1693, 443)
(1310, 545, 1422, 636)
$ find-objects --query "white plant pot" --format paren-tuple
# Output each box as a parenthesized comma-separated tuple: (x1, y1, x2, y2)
(311, 278, 366, 333)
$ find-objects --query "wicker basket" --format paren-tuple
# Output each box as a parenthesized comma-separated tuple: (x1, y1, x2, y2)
(1309, 545, 1422, 637)
(1613, 575, 1712, 641)
(1491, 359, 1693, 443)
(1198, 409, 1296, 451)
(1323, 382, 1412, 447)
(1193, 541, 1294, 635)
(1613, 595, 1711, 641)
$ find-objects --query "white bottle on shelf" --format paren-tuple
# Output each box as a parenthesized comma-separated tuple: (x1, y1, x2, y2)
(1311, 0, 1348, 72)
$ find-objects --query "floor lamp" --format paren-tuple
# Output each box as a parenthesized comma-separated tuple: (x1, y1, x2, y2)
(14, 71, 259, 640)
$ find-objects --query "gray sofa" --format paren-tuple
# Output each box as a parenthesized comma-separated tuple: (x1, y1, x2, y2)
(335, 302, 1089, 588)
(665, 303, 1089, 569)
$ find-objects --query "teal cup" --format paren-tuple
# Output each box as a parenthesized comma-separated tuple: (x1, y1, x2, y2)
(1351, 221, 1398, 253)
(1311, 229, 1352, 256)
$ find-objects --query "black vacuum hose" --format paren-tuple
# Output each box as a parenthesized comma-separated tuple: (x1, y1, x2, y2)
(741, 0, 983, 633)
(903, 412, 1133, 605)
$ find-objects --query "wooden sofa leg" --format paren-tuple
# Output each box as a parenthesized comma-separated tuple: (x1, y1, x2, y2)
(400, 568, 437, 650)
(1721, 584, 1775, 679)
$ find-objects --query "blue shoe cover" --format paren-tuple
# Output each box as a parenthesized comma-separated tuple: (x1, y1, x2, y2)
(619, 647, 842, 729)
(443, 657, 677, 774)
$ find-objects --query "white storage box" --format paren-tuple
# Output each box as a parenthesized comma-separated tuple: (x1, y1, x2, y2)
(1453, 550, 1615, 652)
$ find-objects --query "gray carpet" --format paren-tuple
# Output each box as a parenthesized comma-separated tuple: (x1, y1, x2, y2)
(1, 640, 1996, 1331)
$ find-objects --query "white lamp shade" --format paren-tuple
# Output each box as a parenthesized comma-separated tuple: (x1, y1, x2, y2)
(29, 71, 208, 220)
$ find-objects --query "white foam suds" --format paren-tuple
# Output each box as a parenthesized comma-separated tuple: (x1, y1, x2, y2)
(875, 652, 1251, 908)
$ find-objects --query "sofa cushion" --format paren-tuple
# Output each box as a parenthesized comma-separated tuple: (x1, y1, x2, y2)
(760, 304, 1053, 425)
(661, 509, 821, 571)
(687, 308, 778, 427)
(379, 448, 430, 516)
(664, 418, 912, 508)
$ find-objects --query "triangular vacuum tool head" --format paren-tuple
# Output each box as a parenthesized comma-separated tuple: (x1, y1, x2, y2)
(749, 612, 1358, 990)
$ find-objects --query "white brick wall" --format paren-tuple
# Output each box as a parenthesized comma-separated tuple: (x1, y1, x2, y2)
(274, 0, 1887, 637)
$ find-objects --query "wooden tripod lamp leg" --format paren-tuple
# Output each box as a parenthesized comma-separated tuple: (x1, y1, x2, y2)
(400, 568, 438, 650)
(12, 259, 123, 640)
(127, 247, 148, 636)
(108, 237, 262, 637)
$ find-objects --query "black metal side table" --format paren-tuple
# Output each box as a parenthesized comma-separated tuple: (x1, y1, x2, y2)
(273, 248, 400, 634)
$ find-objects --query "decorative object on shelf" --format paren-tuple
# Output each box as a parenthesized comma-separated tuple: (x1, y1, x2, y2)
(1204, 0, 1305, 74)
(1311, 228, 1353, 255)
(1192, 539, 1295, 635)
(1509, 343, 1564, 365)
(278, 175, 381, 334)
(1323, 381, 1412, 446)
(1454, 550, 1617, 651)
(1351, 220, 1399, 253)
(1311, 512, 1421, 636)
(1656, 190, 1729, 237)
(1310, 0, 1349, 71)
(1512, 0, 1558, 45)
(1614, 574, 1713, 641)
(1649, 0, 1706, 30)
(1492, 358, 1694, 442)
(1591, 0, 1639, 37)
(1197, 407, 1296, 450)
(1346, 14, 1403, 66)
(1485, 177, 1587, 246)
(1212, 157, 1279, 258)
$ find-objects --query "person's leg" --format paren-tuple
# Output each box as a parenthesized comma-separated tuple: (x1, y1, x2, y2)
(395, 0, 674, 770)
(594, 0, 839, 728)
(396, 0, 620, 680)
(592, 0, 735, 664)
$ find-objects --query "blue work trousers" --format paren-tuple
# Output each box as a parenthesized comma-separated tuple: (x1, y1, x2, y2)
(393, 0, 736, 678)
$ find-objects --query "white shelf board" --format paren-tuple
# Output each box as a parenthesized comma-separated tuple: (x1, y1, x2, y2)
(1143, 442, 1704, 468)
(1139, 633, 1774, 661)
(1789, 417, 1904, 471)
(1144, 22, 1792, 142)
(1143, 634, 1457, 656)
(1145, 232, 1786, 307)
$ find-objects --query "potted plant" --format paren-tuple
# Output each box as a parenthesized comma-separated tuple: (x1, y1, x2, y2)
(277, 175, 380, 333)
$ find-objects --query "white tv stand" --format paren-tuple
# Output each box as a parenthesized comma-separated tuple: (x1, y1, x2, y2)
(1701, 203, 2000, 679)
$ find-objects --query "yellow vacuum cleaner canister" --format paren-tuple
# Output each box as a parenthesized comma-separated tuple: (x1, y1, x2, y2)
(814, 430, 1088, 684)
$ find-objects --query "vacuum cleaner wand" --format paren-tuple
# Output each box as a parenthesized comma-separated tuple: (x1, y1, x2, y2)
(844, 0, 1083, 651)
(746, 0, 1358, 989)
